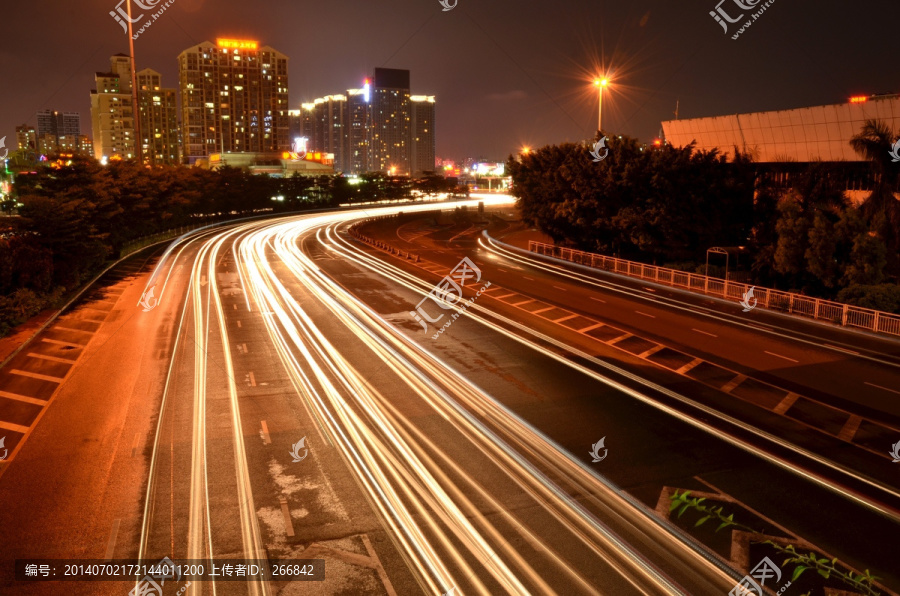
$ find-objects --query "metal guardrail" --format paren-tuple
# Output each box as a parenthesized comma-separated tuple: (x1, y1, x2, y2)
(528, 241, 900, 338)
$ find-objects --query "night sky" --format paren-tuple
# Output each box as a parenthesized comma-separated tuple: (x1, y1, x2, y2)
(0, 0, 896, 162)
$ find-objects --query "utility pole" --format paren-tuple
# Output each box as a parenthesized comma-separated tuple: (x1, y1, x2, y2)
(126, 0, 142, 164)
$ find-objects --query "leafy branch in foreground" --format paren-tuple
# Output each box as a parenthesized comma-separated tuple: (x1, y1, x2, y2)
(669, 490, 881, 596)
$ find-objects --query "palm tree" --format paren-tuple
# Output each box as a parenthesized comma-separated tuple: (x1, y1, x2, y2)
(850, 119, 900, 276)
(850, 119, 900, 220)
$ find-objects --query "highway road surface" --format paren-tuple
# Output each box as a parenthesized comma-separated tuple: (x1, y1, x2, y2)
(0, 195, 897, 595)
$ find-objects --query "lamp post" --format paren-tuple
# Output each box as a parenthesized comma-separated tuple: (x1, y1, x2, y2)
(593, 78, 609, 132)
(126, 0, 142, 164)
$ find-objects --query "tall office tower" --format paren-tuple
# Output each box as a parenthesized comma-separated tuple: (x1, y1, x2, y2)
(345, 85, 370, 174)
(178, 38, 289, 163)
(90, 54, 137, 160)
(36, 110, 81, 140)
(369, 68, 411, 174)
(137, 68, 179, 164)
(310, 94, 348, 171)
(410, 95, 435, 175)
(15, 125, 36, 151)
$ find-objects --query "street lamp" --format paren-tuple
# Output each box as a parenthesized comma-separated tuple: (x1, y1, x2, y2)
(593, 78, 609, 133)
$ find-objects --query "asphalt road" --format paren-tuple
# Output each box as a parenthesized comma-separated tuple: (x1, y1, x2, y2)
(0, 196, 897, 596)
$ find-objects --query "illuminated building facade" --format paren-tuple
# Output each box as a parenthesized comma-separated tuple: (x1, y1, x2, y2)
(298, 70, 434, 175)
(662, 93, 900, 163)
(369, 68, 411, 174)
(178, 39, 290, 163)
(410, 95, 435, 175)
(15, 125, 36, 151)
(137, 69, 179, 164)
(36, 110, 81, 141)
(90, 54, 137, 160)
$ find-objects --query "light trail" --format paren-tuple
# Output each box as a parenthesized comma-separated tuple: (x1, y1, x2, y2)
(136, 198, 747, 595)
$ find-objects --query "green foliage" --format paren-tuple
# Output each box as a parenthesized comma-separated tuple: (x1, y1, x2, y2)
(2, 157, 441, 337)
(507, 136, 754, 262)
(668, 491, 881, 595)
(837, 284, 900, 313)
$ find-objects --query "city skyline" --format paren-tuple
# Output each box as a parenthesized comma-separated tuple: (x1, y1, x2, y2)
(1, 0, 896, 163)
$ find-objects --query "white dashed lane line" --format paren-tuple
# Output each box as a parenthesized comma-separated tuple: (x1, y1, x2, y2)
(765, 351, 799, 363)
(635, 311, 655, 318)
(692, 328, 718, 338)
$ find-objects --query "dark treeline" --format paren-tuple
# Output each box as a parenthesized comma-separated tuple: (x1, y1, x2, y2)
(507, 120, 900, 313)
(0, 157, 464, 336)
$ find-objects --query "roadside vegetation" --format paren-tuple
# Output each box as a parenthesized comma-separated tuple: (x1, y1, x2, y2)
(0, 158, 463, 337)
(507, 119, 900, 313)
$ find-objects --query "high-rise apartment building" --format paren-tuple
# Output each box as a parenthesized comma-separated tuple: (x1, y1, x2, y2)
(299, 72, 434, 175)
(410, 95, 435, 175)
(90, 54, 137, 160)
(36, 110, 81, 140)
(178, 38, 289, 163)
(15, 125, 36, 151)
(369, 68, 411, 174)
(137, 68, 179, 164)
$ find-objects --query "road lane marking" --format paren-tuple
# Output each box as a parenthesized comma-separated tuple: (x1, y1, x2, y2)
(41, 338, 84, 348)
(676, 358, 703, 374)
(497, 268, 508, 273)
(642, 287, 657, 292)
(53, 326, 93, 334)
(241, 343, 248, 353)
(635, 311, 655, 318)
(638, 345, 665, 358)
(279, 498, 295, 537)
(865, 382, 900, 396)
(607, 333, 633, 345)
(11, 369, 64, 383)
(261, 421, 271, 444)
(532, 306, 556, 314)
(27, 352, 76, 364)
(773, 392, 800, 414)
(578, 323, 604, 333)
(511, 299, 535, 307)
(493, 293, 518, 300)
(237, 321, 242, 328)
(0, 420, 29, 433)
(523, 276, 534, 281)
(692, 328, 718, 338)
(553, 285, 568, 291)
(824, 344, 859, 356)
(131, 433, 141, 457)
(721, 374, 747, 393)
(249, 372, 257, 387)
(0, 391, 48, 406)
(104, 519, 121, 561)
(553, 314, 579, 323)
(590, 297, 606, 303)
(233, 304, 237, 310)
(838, 415, 863, 441)
(764, 351, 799, 363)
